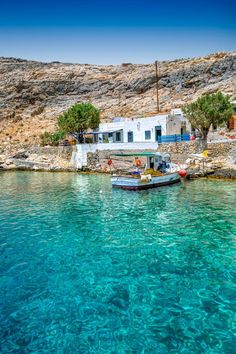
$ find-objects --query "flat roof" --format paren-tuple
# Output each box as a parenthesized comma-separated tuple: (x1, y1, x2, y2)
(80, 129, 122, 135)
(111, 152, 169, 157)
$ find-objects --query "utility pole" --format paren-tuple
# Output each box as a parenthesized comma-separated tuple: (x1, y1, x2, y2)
(155, 60, 160, 113)
(118, 92, 121, 108)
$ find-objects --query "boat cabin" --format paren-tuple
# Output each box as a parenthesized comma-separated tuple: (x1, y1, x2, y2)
(146, 153, 171, 172)
(112, 152, 172, 174)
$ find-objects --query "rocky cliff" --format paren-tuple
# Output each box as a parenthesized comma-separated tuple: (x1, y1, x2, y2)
(0, 51, 235, 151)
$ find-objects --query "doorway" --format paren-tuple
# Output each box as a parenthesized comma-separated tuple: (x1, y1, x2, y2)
(181, 127, 186, 135)
(155, 126, 162, 141)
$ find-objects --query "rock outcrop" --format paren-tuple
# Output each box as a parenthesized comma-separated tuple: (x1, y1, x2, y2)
(0, 52, 235, 150)
(0, 146, 75, 171)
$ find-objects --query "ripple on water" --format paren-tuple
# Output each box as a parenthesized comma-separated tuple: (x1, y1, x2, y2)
(0, 172, 235, 353)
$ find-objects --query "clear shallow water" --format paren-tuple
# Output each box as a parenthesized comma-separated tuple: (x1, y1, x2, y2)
(0, 172, 235, 353)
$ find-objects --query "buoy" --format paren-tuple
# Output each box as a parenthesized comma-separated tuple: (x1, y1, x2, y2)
(178, 169, 187, 178)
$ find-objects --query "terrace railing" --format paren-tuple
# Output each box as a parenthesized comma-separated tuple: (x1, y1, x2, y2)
(158, 134, 190, 144)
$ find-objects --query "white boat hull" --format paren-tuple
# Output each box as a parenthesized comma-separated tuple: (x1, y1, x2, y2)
(111, 172, 181, 190)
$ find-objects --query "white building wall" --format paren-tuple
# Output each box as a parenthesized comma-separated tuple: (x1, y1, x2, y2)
(98, 114, 168, 143)
(71, 144, 97, 169)
(166, 116, 182, 135)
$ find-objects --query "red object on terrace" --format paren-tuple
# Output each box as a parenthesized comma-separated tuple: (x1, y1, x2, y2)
(178, 169, 187, 178)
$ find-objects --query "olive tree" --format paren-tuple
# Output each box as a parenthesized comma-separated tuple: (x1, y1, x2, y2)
(57, 102, 100, 140)
(183, 92, 233, 146)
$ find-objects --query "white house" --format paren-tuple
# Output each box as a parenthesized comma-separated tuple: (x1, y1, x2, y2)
(92, 109, 191, 144)
(72, 109, 191, 168)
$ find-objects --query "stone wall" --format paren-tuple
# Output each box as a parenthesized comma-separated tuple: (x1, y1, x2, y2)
(2, 140, 236, 172)
(157, 139, 236, 163)
(86, 149, 155, 172)
(28, 140, 236, 171)
(157, 140, 205, 154)
(28, 146, 74, 160)
(157, 140, 203, 163)
(207, 140, 236, 158)
(82, 140, 236, 171)
(71, 142, 159, 169)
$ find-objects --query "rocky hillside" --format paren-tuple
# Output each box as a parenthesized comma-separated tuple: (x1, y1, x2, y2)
(0, 52, 235, 151)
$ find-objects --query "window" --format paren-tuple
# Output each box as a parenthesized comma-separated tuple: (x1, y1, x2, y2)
(116, 132, 121, 142)
(127, 131, 133, 142)
(145, 130, 151, 140)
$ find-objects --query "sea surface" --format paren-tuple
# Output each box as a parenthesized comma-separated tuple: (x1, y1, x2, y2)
(0, 172, 235, 353)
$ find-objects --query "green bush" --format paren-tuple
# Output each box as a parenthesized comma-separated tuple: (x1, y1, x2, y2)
(40, 131, 65, 146)
(40, 132, 51, 146)
(49, 131, 65, 146)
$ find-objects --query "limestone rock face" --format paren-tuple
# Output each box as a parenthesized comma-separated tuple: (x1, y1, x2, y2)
(0, 146, 75, 171)
(0, 52, 235, 148)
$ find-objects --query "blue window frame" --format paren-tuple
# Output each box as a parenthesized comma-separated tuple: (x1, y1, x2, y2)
(127, 131, 133, 142)
(145, 130, 151, 140)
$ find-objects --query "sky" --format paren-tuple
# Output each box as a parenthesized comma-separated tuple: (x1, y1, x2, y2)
(0, 0, 235, 64)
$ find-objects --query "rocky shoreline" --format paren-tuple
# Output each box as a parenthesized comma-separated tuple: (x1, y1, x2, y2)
(1, 138, 236, 179)
(1, 148, 236, 180)
(1, 165, 236, 180)
(0, 145, 75, 172)
(187, 167, 236, 180)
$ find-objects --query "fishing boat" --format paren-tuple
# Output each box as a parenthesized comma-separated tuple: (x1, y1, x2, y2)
(111, 152, 186, 190)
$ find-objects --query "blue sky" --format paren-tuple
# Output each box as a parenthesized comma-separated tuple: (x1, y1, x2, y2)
(0, 0, 235, 64)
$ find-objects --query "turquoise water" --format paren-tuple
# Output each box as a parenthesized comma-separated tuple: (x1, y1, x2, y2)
(0, 172, 235, 353)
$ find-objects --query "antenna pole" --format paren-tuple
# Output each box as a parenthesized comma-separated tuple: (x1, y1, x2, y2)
(155, 60, 160, 113)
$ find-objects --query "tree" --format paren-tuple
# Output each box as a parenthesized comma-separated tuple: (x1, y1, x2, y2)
(57, 103, 100, 138)
(183, 92, 233, 145)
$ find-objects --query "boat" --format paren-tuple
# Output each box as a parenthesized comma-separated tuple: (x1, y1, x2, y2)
(111, 152, 185, 190)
